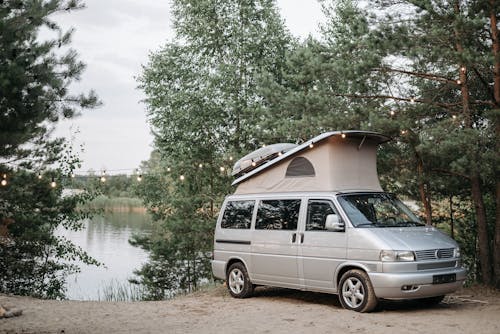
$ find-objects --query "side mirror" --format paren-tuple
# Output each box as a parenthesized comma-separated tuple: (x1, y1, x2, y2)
(325, 214, 345, 232)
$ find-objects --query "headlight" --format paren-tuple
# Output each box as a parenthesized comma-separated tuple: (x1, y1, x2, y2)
(454, 247, 461, 258)
(380, 250, 415, 262)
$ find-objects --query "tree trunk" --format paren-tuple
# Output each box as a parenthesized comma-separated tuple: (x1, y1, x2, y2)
(454, 0, 492, 285)
(471, 175, 492, 284)
(449, 195, 455, 240)
(416, 152, 432, 225)
(489, 0, 500, 289)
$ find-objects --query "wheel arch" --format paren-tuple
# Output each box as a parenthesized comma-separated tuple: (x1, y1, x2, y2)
(225, 257, 250, 276)
(334, 263, 372, 290)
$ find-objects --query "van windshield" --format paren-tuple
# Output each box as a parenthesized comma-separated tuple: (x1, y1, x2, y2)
(337, 193, 424, 228)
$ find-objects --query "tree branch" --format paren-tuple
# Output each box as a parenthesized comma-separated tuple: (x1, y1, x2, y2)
(374, 66, 457, 84)
(431, 168, 471, 180)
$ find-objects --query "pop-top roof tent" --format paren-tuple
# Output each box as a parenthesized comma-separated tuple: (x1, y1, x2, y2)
(231, 130, 391, 195)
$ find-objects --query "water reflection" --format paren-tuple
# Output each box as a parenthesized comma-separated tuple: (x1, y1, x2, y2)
(56, 212, 152, 300)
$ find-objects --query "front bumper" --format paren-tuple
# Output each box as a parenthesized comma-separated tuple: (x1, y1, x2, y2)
(368, 267, 467, 299)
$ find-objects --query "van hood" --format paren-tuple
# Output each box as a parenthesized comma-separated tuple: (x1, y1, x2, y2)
(368, 227, 457, 251)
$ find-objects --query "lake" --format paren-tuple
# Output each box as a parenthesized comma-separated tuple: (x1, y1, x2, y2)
(56, 212, 152, 300)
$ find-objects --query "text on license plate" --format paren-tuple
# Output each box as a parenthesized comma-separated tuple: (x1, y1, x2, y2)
(432, 273, 456, 284)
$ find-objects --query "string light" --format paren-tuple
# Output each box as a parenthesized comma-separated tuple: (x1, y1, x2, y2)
(401, 130, 407, 135)
(390, 110, 396, 116)
(341, 133, 346, 139)
(37, 173, 42, 180)
(251, 160, 256, 167)
(100, 170, 106, 183)
(278, 151, 283, 156)
(50, 177, 57, 188)
(198, 163, 203, 169)
(167, 167, 171, 172)
(309, 142, 314, 148)
(229, 156, 233, 161)
(220, 166, 225, 172)
(460, 66, 466, 73)
(452, 114, 457, 119)
(457, 79, 462, 85)
(410, 97, 415, 103)
(1, 174, 7, 187)
(70, 173, 75, 178)
(179, 175, 185, 181)
(262, 144, 266, 148)
(137, 174, 142, 182)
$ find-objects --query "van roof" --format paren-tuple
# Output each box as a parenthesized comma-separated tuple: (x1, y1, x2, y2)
(232, 130, 390, 187)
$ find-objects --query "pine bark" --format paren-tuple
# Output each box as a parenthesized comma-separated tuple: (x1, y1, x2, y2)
(489, 0, 500, 289)
(454, 0, 491, 285)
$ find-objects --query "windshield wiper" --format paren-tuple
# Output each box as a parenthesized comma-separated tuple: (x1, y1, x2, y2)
(355, 223, 380, 228)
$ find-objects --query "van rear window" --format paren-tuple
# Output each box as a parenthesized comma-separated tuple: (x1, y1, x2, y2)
(256, 199, 301, 230)
(221, 200, 255, 229)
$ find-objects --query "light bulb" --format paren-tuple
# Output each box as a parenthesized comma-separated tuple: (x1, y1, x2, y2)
(137, 175, 142, 182)
(341, 133, 346, 139)
(390, 110, 395, 116)
(199, 163, 203, 168)
(38, 173, 42, 180)
(167, 167, 171, 172)
(180, 175, 185, 181)
(100, 176, 106, 183)
(220, 166, 225, 172)
(457, 80, 462, 85)
(50, 177, 56, 188)
(1, 179, 7, 186)
(251, 161, 256, 167)
(229, 156, 233, 161)
(309, 143, 314, 148)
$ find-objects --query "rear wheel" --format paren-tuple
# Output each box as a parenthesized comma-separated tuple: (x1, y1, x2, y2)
(226, 262, 253, 298)
(339, 269, 378, 312)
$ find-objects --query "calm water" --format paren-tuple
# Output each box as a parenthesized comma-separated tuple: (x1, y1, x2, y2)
(56, 212, 152, 300)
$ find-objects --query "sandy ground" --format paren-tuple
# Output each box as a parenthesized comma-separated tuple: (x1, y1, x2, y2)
(1, 285, 499, 334)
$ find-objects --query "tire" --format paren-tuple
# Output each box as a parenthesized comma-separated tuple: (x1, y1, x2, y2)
(339, 269, 378, 312)
(226, 262, 254, 298)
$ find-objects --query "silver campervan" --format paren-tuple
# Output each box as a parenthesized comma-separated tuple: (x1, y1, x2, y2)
(211, 131, 466, 312)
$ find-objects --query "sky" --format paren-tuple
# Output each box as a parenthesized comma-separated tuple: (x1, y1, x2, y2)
(53, 0, 325, 175)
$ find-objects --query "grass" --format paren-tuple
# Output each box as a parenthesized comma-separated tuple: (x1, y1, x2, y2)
(97, 280, 148, 302)
(82, 195, 146, 213)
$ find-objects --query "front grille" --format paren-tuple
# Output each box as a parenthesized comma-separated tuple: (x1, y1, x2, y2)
(415, 248, 454, 261)
(417, 261, 457, 270)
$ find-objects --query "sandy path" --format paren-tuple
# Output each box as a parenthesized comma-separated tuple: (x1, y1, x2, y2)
(1, 285, 499, 334)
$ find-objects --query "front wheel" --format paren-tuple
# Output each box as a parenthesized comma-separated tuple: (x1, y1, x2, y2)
(226, 262, 253, 298)
(339, 269, 378, 312)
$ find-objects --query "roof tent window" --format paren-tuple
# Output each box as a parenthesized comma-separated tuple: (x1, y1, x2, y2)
(285, 157, 315, 177)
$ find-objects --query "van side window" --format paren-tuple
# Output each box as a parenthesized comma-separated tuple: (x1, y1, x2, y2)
(306, 200, 337, 231)
(256, 199, 300, 230)
(221, 200, 255, 229)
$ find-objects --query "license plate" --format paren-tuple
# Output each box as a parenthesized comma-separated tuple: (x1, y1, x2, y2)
(433, 273, 456, 284)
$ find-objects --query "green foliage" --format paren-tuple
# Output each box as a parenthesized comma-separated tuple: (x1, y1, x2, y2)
(134, 0, 291, 298)
(0, 169, 101, 299)
(0, 0, 100, 168)
(0, 1, 100, 298)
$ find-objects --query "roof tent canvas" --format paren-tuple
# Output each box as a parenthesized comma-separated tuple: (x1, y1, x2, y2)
(233, 131, 390, 194)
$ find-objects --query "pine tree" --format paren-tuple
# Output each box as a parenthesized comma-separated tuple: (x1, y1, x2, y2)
(0, 0, 101, 298)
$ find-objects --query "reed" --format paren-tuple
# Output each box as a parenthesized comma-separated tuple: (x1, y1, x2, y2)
(97, 280, 147, 302)
(81, 195, 146, 213)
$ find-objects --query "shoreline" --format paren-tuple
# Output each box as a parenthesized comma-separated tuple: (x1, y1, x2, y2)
(1, 285, 499, 334)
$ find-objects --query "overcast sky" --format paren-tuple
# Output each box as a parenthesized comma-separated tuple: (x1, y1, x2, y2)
(53, 0, 325, 174)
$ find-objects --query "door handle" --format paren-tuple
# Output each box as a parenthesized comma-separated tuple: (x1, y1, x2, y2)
(292, 233, 297, 243)
(300, 233, 304, 244)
